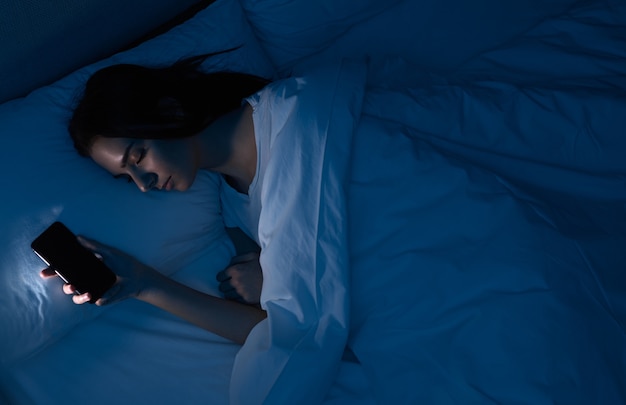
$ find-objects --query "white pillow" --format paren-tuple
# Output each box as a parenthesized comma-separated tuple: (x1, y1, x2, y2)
(0, 0, 275, 366)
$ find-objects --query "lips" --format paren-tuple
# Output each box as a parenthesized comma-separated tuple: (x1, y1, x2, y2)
(161, 176, 172, 191)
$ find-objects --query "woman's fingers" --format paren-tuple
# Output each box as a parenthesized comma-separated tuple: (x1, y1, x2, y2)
(216, 257, 263, 304)
(216, 270, 231, 283)
(40, 236, 141, 307)
(94, 283, 122, 306)
(41, 267, 89, 303)
(62, 283, 75, 295)
(66, 281, 121, 306)
(218, 281, 234, 293)
(223, 289, 242, 300)
(40, 267, 57, 278)
(72, 292, 91, 305)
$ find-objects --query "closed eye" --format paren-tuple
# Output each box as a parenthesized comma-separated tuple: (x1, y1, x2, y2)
(114, 174, 133, 183)
(136, 148, 147, 165)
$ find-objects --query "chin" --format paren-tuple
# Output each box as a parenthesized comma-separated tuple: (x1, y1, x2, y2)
(178, 172, 200, 192)
(176, 178, 192, 192)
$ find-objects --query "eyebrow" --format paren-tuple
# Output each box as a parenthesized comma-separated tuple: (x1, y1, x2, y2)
(121, 142, 135, 168)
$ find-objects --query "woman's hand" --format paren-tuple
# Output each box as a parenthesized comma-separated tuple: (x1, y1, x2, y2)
(40, 236, 161, 306)
(41, 237, 266, 344)
(216, 252, 263, 305)
(39, 267, 95, 304)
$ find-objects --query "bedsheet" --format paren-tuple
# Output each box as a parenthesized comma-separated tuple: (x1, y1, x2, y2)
(228, 40, 626, 405)
(2, 0, 625, 403)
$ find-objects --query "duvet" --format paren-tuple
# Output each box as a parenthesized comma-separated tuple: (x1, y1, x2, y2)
(224, 54, 626, 404)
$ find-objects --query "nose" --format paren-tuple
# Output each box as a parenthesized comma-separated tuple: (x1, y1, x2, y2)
(132, 171, 158, 192)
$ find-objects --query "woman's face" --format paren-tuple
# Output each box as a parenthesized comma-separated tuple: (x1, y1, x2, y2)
(90, 136, 199, 192)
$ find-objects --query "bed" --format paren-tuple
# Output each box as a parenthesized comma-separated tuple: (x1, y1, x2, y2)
(1, 0, 625, 403)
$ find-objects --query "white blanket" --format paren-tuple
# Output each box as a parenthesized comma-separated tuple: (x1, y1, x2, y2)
(230, 52, 626, 403)
(230, 60, 366, 404)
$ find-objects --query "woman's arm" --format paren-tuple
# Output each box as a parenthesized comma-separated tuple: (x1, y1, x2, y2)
(140, 271, 266, 344)
(41, 236, 266, 345)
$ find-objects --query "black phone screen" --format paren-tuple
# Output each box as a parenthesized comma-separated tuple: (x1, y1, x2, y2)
(31, 221, 117, 303)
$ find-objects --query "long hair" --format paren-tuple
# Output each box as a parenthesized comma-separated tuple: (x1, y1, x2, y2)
(69, 49, 270, 156)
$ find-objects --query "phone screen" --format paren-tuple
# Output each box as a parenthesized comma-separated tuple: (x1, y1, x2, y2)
(31, 222, 117, 303)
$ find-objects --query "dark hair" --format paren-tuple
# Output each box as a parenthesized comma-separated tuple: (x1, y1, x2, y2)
(69, 50, 270, 156)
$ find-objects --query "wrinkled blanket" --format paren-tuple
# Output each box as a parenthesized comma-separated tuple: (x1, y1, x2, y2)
(228, 49, 626, 404)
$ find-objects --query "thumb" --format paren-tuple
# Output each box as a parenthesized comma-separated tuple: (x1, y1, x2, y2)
(77, 235, 110, 258)
(95, 283, 122, 306)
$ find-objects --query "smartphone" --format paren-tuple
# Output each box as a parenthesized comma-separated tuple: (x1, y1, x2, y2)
(31, 221, 116, 303)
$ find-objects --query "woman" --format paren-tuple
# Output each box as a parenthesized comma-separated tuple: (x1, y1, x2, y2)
(41, 54, 271, 345)
(37, 46, 626, 405)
